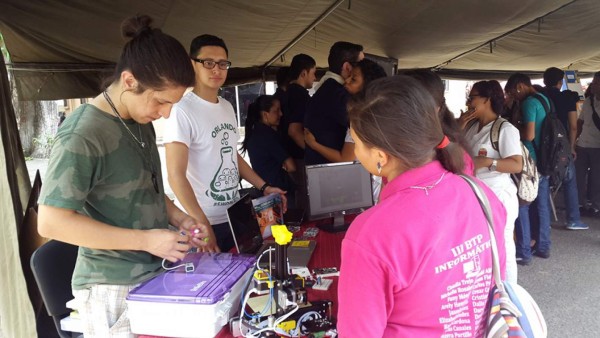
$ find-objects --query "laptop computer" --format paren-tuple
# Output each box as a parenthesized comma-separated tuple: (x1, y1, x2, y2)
(226, 194, 316, 268)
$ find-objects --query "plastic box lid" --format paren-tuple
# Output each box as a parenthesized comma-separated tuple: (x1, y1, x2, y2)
(127, 252, 256, 305)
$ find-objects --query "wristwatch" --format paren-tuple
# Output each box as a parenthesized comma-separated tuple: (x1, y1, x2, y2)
(489, 159, 498, 172)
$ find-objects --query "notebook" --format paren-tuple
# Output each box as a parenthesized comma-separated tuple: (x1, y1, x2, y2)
(226, 194, 316, 268)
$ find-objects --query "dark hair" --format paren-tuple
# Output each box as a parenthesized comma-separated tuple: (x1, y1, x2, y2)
(401, 69, 467, 155)
(110, 15, 194, 92)
(289, 54, 316, 80)
(350, 76, 464, 174)
(190, 34, 228, 58)
(543, 67, 564, 87)
(241, 95, 278, 153)
(276, 66, 290, 88)
(347, 59, 388, 104)
(471, 80, 505, 116)
(328, 41, 364, 75)
(505, 73, 532, 92)
(355, 59, 387, 93)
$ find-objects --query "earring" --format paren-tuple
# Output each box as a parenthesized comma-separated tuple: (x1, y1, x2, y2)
(377, 162, 382, 175)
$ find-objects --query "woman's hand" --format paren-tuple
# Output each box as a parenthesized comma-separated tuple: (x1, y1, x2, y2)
(473, 156, 492, 170)
(304, 128, 317, 147)
(264, 186, 288, 213)
(458, 107, 477, 129)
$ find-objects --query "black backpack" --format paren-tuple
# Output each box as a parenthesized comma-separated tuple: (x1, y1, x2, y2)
(531, 93, 572, 189)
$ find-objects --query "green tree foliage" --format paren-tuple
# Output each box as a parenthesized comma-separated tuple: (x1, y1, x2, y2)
(0, 32, 10, 62)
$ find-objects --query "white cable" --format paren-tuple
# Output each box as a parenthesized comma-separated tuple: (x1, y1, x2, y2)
(161, 258, 187, 271)
(244, 303, 300, 338)
(256, 247, 275, 271)
(240, 288, 258, 338)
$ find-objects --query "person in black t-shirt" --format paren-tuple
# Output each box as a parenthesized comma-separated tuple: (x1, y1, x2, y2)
(242, 95, 296, 205)
(543, 67, 588, 229)
(282, 54, 316, 159)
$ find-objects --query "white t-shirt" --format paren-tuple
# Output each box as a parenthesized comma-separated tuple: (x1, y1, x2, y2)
(163, 92, 240, 225)
(344, 128, 354, 143)
(577, 96, 600, 148)
(465, 120, 520, 196)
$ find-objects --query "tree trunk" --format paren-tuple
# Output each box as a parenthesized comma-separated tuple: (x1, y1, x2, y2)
(17, 100, 58, 158)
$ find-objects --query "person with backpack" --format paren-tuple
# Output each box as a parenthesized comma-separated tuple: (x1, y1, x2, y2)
(575, 72, 600, 218)
(463, 80, 522, 283)
(543, 67, 588, 229)
(505, 73, 552, 265)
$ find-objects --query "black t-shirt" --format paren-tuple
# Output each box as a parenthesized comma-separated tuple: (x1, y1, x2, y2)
(273, 87, 289, 137)
(544, 86, 578, 131)
(304, 78, 350, 165)
(284, 83, 310, 159)
(247, 122, 294, 191)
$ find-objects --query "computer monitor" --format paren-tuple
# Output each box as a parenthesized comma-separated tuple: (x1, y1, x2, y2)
(305, 161, 374, 232)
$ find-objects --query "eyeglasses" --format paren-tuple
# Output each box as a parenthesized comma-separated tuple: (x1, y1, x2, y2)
(467, 94, 482, 102)
(191, 58, 231, 70)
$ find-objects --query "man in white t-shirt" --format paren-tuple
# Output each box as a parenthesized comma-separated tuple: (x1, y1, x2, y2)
(164, 35, 286, 252)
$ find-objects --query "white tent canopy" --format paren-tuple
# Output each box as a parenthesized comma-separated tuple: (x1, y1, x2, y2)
(1, 0, 599, 100)
(2, 1, 600, 336)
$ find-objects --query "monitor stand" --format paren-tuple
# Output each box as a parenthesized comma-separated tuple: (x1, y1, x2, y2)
(317, 213, 349, 233)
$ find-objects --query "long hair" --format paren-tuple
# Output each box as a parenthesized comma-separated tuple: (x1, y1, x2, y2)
(241, 95, 278, 153)
(108, 15, 194, 92)
(350, 76, 464, 174)
(401, 69, 468, 155)
(471, 80, 505, 116)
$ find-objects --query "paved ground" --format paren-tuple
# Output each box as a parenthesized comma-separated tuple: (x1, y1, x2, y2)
(26, 155, 600, 337)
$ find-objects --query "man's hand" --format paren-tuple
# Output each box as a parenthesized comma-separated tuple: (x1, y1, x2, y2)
(264, 186, 288, 213)
(177, 216, 220, 252)
(143, 229, 192, 263)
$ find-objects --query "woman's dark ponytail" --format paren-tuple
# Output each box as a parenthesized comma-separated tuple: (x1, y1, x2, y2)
(435, 140, 465, 175)
(241, 95, 278, 154)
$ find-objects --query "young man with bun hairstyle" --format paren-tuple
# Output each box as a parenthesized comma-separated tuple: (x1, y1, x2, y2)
(37, 15, 208, 336)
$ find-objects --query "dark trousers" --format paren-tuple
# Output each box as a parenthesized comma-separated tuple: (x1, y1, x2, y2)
(575, 146, 600, 209)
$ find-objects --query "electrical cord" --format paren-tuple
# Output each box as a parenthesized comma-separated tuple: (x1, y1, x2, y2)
(161, 258, 194, 272)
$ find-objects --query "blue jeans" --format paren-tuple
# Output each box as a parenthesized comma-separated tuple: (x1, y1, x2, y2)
(562, 160, 582, 223)
(515, 204, 532, 260)
(515, 176, 551, 259)
(531, 176, 552, 253)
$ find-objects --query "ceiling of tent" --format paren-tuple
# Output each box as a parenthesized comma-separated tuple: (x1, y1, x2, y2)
(0, 0, 598, 100)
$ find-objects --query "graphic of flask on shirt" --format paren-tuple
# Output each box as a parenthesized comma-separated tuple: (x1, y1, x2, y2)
(209, 146, 239, 202)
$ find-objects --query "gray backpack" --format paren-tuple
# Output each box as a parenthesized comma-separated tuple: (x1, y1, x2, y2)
(490, 117, 539, 203)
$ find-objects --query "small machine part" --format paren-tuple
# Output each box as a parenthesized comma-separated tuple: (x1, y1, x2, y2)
(312, 278, 333, 291)
(313, 267, 339, 278)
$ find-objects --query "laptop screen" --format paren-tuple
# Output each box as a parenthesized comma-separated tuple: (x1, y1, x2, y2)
(226, 194, 263, 254)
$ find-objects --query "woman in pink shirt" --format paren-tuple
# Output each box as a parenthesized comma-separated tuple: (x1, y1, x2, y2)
(337, 76, 507, 337)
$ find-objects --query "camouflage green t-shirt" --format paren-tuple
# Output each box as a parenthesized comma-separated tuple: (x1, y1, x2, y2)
(39, 104, 168, 290)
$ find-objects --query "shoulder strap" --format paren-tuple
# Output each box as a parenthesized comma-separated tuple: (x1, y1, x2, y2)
(532, 93, 555, 117)
(489, 117, 507, 152)
(590, 95, 600, 131)
(459, 175, 504, 290)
